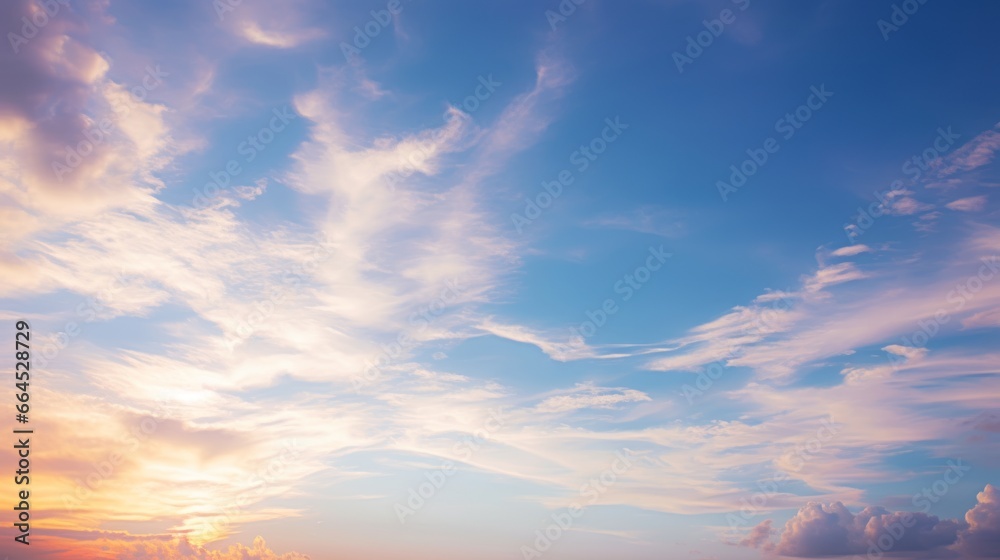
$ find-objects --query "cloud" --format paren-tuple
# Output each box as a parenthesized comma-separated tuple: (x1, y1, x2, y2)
(893, 197, 933, 215)
(535, 383, 652, 413)
(883, 344, 929, 361)
(6, 4, 997, 556)
(237, 20, 325, 48)
(739, 519, 774, 548)
(840, 344, 927, 384)
(947, 195, 989, 212)
(647, 226, 1000, 381)
(957, 484, 1000, 557)
(964, 412, 1000, 435)
(0, 0, 165, 232)
(475, 319, 595, 361)
(771, 501, 961, 557)
(646, 261, 876, 375)
(460, 51, 574, 182)
(914, 210, 942, 233)
(644, 302, 799, 373)
(937, 122, 1000, 177)
(831, 244, 873, 257)
(803, 262, 868, 294)
(20, 533, 309, 560)
(878, 188, 932, 216)
(221, 0, 326, 49)
(585, 206, 685, 238)
(234, 179, 267, 200)
(765, 486, 1000, 558)
(962, 308, 1000, 330)
(0, 46, 618, 547)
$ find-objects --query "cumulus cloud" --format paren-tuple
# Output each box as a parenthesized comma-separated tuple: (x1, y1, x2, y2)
(763, 485, 1000, 558)
(739, 519, 774, 549)
(770, 501, 960, 557)
(0, 0, 175, 234)
(27, 533, 309, 560)
(957, 484, 1000, 557)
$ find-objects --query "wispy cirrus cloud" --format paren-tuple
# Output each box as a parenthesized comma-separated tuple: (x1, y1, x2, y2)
(535, 383, 652, 413)
(830, 243, 874, 257)
(936, 122, 1000, 178)
(645, 226, 1000, 382)
(2, 34, 602, 549)
(218, 0, 326, 48)
(584, 206, 685, 238)
(947, 195, 989, 212)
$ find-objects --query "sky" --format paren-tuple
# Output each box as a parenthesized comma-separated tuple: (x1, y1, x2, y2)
(1, 0, 999, 559)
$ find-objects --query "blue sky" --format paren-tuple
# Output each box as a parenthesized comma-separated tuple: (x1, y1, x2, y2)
(1, 0, 999, 559)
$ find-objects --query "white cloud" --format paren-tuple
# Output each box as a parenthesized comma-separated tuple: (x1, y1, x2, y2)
(946, 195, 988, 212)
(536, 384, 652, 413)
(830, 244, 873, 257)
